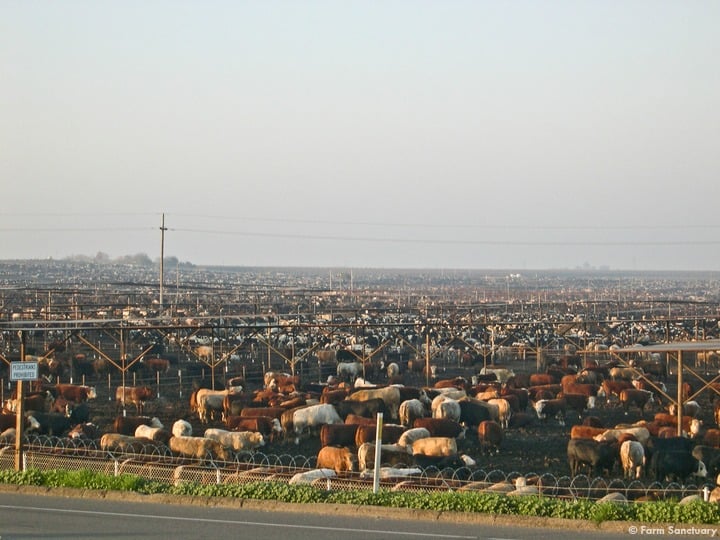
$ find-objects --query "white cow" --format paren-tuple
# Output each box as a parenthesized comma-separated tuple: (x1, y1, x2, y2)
(620, 440, 645, 479)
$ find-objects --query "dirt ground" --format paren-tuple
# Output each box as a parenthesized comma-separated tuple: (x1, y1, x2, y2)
(73, 362, 718, 485)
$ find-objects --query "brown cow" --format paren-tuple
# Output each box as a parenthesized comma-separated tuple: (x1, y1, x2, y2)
(477, 420, 503, 454)
(354, 423, 405, 447)
(112, 415, 163, 435)
(239, 407, 285, 420)
(55, 384, 97, 403)
(225, 415, 284, 441)
(319, 423, 359, 448)
(413, 417, 466, 439)
(570, 425, 607, 440)
(316, 445, 356, 473)
(619, 389, 655, 415)
(115, 386, 154, 415)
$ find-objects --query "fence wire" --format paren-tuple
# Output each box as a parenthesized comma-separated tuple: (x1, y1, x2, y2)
(0, 436, 713, 503)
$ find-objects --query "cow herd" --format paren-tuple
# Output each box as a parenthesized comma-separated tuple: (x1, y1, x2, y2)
(2, 357, 720, 490)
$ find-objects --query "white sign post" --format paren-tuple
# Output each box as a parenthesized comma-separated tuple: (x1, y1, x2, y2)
(10, 361, 39, 382)
(10, 359, 38, 472)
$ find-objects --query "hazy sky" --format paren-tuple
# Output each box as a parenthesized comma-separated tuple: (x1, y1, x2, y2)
(2, 1, 719, 271)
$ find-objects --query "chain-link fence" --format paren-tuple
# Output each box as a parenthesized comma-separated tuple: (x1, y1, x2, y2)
(0, 435, 713, 503)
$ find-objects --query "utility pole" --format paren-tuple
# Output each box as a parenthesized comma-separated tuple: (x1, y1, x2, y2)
(159, 213, 167, 312)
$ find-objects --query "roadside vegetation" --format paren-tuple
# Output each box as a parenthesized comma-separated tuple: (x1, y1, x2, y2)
(1, 468, 718, 525)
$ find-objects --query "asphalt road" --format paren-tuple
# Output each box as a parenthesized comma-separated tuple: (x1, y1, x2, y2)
(0, 488, 654, 540)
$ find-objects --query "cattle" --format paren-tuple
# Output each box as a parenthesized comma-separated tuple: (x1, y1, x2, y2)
(558, 393, 592, 417)
(319, 388, 350, 405)
(561, 383, 603, 408)
(344, 413, 377, 426)
(169, 435, 235, 464)
(334, 398, 386, 420)
(134, 424, 172, 445)
(239, 406, 285, 420)
(500, 387, 529, 411)
(113, 415, 163, 436)
(172, 419, 193, 438)
(570, 425, 607, 440)
(316, 445, 356, 473)
(55, 384, 97, 403)
(653, 413, 695, 435)
(567, 438, 617, 477)
(594, 427, 651, 447)
(67, 402, 90, 424)
(67, 422, 99, 440)
(478, 367, 515, 385)
(222, 392, 249, 420)
(527, 384, 562, 401)
(336, 361, 363, 382)
(487, 398, 512, 429)
(357, 442, 412, 471)
(668, 401, 701, 418)
(477, 420, 503, 455)
(204, 428, 265, 452)
(195, 389, 232, 423)
(458, 397, 492, 427)
(100, 433, 148, 454)
(396, 386, 432, 406)
(350, 386, 401, 421)
(413, 417, 466, 439)
(354, 423, 405, 447)
(3, 391, 54, 413)
(582, 416, 604, 428)
(649, 450, 707, 483)
(140, 357, 171, 375)
(619, 389, 655, 415)
(399, 399, 428, 427)
(289, 468, 336, 485)
(411, 436, 457, 458)
(0, 428, 15, 445)
(645, 436, 696, 468)
(396, 427, 431, 450)
(620, 440, 645, 479)
(434, 376, 469, 390)
(529, 373, 558, 387)
(386, 362, 400, 379)
(226, 415, 283, 441)
(702, 428, 720, 448)
(319, 423, 359, 448)
(507, 411, 535, 429)
(115, 386, 154, 415)
(267, 373, 300, 394)
(632, 377, 667, 399)
(0, 412, 40, 433)
(26, 411, 73, 436)
(609, 366, 642, 381)
(431, 396, 462, 423)
(472, 388, 500, 401)
(601, 380, 635, 403)
(292, 404, 343, 443)
(691, 445, 720, 478)
(533, 398, 566, 425)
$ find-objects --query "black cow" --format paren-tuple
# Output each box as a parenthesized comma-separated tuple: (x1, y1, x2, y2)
(650, 450, 707, 483)
(458, 398, 491, 427)
(692, 446, 720, 478)
(335, 398, 387, 419)
(645, 436, 696, 475)
(567, 438, 617, 477)
(26, 411, 73, 436)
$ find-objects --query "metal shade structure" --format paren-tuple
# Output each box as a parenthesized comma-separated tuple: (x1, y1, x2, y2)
(604, 340, 720, 436)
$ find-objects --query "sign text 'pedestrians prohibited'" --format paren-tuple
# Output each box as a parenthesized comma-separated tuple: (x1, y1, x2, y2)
(10, 361, 39, 381)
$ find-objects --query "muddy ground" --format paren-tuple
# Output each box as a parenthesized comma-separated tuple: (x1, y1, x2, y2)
(69, 362, 717, 484)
